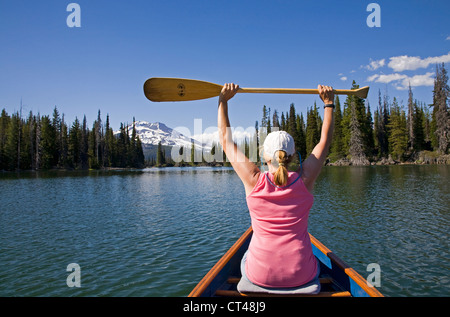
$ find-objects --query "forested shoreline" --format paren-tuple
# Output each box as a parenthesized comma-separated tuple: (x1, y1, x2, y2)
(1, 63, 448, 171)
(0, 108, 145, 171)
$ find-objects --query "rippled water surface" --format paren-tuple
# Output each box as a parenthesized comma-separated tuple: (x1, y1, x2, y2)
(0, 165, 448, 297)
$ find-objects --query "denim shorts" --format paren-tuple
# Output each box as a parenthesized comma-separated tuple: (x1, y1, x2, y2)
(237, 250, 321, 295)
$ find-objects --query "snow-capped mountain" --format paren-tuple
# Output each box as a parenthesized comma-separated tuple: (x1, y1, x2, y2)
(115, 121, 204, 149)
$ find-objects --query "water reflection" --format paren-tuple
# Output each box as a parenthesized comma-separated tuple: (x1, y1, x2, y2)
(311, 165, 450, 296)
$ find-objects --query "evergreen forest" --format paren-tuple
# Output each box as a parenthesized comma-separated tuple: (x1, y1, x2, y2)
(0, 109, 145, 171)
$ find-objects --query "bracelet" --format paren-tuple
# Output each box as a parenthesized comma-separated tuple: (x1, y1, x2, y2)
(324, 104, 335, 109)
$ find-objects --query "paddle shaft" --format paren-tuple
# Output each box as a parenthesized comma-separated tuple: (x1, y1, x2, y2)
(239, 87, 357, 96)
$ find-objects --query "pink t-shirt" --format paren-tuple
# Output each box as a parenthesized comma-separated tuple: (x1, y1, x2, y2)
(245, 171, 317, 288)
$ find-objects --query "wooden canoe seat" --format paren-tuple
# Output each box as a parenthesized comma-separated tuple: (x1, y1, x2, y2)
(214, 276, 351, 297)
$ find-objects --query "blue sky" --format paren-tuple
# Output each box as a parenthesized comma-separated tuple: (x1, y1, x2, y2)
(1, 0, 449, 139)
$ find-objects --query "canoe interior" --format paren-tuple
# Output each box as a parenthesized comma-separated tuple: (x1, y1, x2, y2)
(188, 227, 383, 297)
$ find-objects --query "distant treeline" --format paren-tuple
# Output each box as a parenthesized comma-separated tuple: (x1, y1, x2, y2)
(1, 64, 448, 171)
(257, 63, 449, 165)
(0, 108, 145, 171)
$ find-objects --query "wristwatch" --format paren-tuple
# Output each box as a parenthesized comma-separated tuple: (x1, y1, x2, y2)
(324, 104, 335, 109)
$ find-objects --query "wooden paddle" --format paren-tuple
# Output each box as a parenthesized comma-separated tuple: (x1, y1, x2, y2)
(143, 78, 369, 102)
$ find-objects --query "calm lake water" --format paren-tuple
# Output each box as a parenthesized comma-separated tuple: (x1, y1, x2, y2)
(0, 165, 448, 297)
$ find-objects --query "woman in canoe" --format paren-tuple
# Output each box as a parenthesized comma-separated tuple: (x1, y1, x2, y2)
(218, 83, 335, 294)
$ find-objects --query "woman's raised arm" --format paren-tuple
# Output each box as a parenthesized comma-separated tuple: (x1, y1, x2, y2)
(302, 85, 335, 192)
(218, 83, 260, 196)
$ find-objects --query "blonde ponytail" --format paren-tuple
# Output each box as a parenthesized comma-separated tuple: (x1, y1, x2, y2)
(273, 150, 288, 187)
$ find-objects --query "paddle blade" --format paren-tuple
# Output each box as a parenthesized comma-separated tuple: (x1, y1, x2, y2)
(353, 86, 369, 99)
(143, 78, 223, 102)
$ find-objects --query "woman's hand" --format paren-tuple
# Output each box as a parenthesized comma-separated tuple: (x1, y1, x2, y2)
(219, 83, 240, 103)
(318, 85, 334, 105)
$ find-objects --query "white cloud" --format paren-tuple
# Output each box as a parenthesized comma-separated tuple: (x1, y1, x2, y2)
(367, 72, 434, 90)
(402, 72, 434, 88)
(366, 59, 385, 70)
(340, 76, 347, 81)
(367, 73, 407, 84)
(367, 74, 380, 82)
(446, 36, 450, 41)
(363, 52, 449, 90)
(387, 52, 450, 72)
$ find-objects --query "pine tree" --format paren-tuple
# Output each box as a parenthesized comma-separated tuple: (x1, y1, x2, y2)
(19, 111, 33, 170)
(88, 126, 98, 169)
(413, 101, 425, 151)
(0, 109, 10, 170)
(387, 97, 408, 160)
(341, 97, 351, 156)
(329, 96, 345, 161)
(60, 114, 69, 168)
(364, 101, 375, 158)
(431, 63, 449, 153)
(254, 120, 260, 164)
(94, 110, 102, 167)
(348, 96, 369, 165)
(35, 113, 41, 170)
(420, 102, 432, 150)
(315, 103, 323, 138)
(244, 136, 250, 160)
(104, 114, 113, 167)
(261, 105, 270, 140)
(135, 136, 145, 168)
(296, 113, 306, 161)
(407, 84, 415, 151)
(17, 105, 22, 170)
(287, 103, 297, 140)
(272, 110, 280, 129)
(374, 89, 389, 158)
(306, 105, 320, 156)
(4, 112, 20, 170)
(190, 140, 195, 165)
(280, 112, 286, 131)
(40, 115, 57, 169)
(25, 111, 36, 170)
(68, 117, 81, 168)
(156, 141, 165, 166)
(52, 107, 62, 167)
(261, 105, 269, 131)
(129, 118, 138, 167)
(81, 115, 89, 169)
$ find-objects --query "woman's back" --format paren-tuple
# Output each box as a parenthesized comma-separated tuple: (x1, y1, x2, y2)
(245, 171, 317, 287)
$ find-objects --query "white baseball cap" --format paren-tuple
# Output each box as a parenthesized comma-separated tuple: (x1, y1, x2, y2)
(263, 131, 295, 159)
